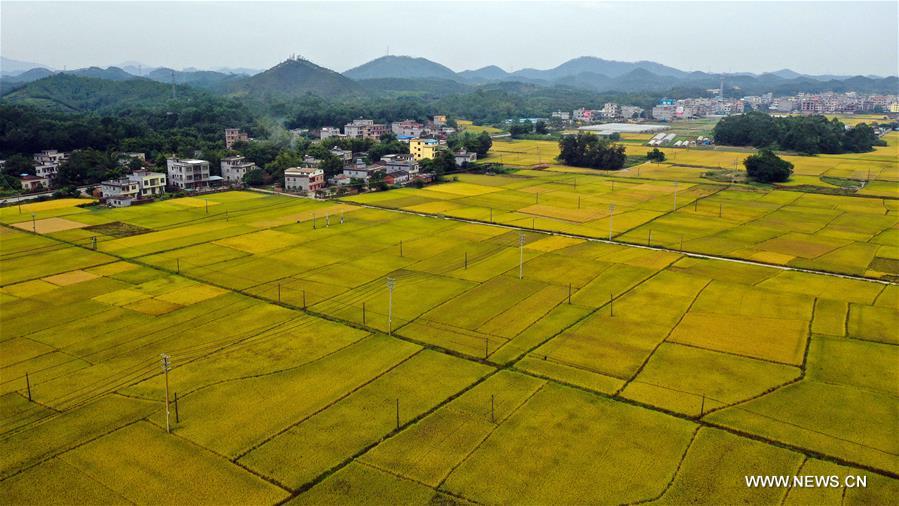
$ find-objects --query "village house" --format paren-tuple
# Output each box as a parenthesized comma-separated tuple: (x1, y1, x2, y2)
(224, 128, 249, 149)
(284, 167, 325, 193)
(330, 148, 354, 163)
(220, 156, 257, 183)
(99, 170, 167, 207)
(32, 149, 68, 181)
(344, 119, 388, 140)
(380, 153, 419, 174)
(453, 150, 477, 167)
(319, 127, 343, 140)
(19, 175, 49, 192)
(343, 159, 385, 181)
(128, 170, 167, 197)
(409, 138, 439, 161)
(384, 170, 411, 185)
(117, 152, 146, 166)
(391, 120, 425, 138)
(166, 158, 216, 190)
(35, 163, 60, 179)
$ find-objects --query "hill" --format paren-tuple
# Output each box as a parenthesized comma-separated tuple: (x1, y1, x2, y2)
(343, 55, 458, 81)
(147, 67, 243, 91)
(357, 78, 471, 97)
(66, 66, 136, 81)
(457, 65, 512, 83)
(512, 56, 688, 81)
(0, 74, 202, 112)
(228, 58, 362, 98)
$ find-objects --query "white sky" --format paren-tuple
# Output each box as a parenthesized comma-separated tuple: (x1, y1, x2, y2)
(2, 1, 897, 76)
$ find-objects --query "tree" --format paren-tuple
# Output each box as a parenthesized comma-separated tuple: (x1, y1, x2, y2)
(646, 148, 666, 163)
(243, 168, 265, 186)
(2, 154, 35, 177)
(509, 121, 533, 138)
(127, 157, 143, 171)
(558, 134, 627, 170)
(56, 149, 119, 186)
(534, 121, 548, 135)
(744, 149, 793, 183)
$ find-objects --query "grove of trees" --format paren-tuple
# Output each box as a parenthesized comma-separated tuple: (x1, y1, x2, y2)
(558, 134, 627, 170)
(713, 111, 883, 154)
(744, 149, 794, 183)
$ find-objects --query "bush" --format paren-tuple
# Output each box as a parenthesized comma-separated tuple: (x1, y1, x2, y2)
(744, 149, 793, 183)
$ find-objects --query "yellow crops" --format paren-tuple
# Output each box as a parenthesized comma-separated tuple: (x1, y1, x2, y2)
(2, 189, 897, 502)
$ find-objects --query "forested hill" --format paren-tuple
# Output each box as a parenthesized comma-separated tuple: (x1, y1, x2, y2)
(0, 74, 206, 113)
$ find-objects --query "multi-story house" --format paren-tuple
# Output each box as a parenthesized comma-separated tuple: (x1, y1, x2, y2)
(225, 128, 249, 149)
(320, 127, 343, 140)
(343, 159, 385, 181)
(344, 119, 388, 140)
(128, 170, 167, 197)
(166, 158, 212, 190)
(284, 167, 325, 193)
(220, 156, 256, 183)
(391, 120, 425, 138)
(409, 138, 439, 161)
(380, 154, 419, 174)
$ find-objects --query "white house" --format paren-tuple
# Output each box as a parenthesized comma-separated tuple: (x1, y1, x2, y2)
(220, 156, 256, 183)
(166, 158, 212, 190)
(453, 150, 477, 167)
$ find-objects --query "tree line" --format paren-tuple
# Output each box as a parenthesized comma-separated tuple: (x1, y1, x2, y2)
(713, 112, 885, 154)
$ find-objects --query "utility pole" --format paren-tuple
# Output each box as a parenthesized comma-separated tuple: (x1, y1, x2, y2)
(610, 292, 614, 317)
(648, 230, 653, 246)
(302, 289, 307, 309)
(362, 302, 366, 326)
(25, 372, 32, 401)
(491, 394, 495, 423)
(464, 251, 468, 269)
(176, 258, 180, 274)
(608, 204, 615, 240)
(568, 283, 572, 304)
(673, 182, 678, 211)
(161, 354, 172, 434)
(312, 212, 316, 229)
(518, 233, 525, 280)
(386, 277, 395, 335)
(205, 199, 208, 215)
(395, 398, 400, 430)
(31, 213, 36, 233)
(91, 236, 97, 250)
(485, 337, 489, 359)
(399, 240, 403, 257)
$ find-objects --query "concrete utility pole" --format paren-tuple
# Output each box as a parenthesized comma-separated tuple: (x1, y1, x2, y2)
(673, 182, 678, 211)
(518, 233, 525, 279)
(161, 354, 172, 433)
(386, 277, 396, 335)
(608, 204, 615, 240)
(25, 372, 32, 401)
(31, 213, 36, 233)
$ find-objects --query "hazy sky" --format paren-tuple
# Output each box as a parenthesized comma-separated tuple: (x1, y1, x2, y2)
(2, 1, 897, 76)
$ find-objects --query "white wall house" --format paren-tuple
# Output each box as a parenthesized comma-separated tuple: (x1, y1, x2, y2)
(166, 158, 211, 190)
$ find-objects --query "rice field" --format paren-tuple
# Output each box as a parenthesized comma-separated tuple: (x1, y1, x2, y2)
(1, 189, 896, 503)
